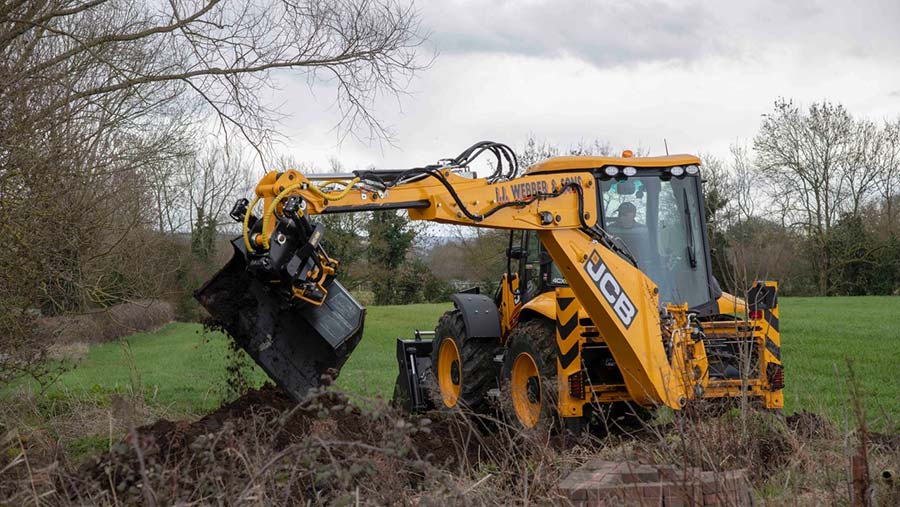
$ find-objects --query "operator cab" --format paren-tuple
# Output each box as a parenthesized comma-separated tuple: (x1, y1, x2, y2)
(521, 154, 720, 317)
(598, 164, 718, 315)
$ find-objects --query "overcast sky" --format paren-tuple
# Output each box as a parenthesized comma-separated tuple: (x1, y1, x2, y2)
(267, 0, 900, 173)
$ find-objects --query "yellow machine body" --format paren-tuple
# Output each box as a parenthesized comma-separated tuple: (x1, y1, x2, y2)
(198, 144, 783, 429)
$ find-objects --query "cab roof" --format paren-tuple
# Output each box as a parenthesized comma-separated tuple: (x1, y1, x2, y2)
(525, 154, 701, 175)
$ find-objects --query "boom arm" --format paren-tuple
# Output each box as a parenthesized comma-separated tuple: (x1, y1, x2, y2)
(235, 160, 700, 409)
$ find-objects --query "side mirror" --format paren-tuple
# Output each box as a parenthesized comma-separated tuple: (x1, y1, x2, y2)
(507, 245, 526, 259)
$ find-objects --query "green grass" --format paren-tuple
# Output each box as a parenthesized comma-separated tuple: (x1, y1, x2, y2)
(8, 304, 450, 416)
(21, 323, 269, 415)
(7, 297, 899, 428)
(780, 296, 900, 428)
(335, 303, 451, 399)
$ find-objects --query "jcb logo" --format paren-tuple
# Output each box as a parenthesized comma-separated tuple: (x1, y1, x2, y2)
(584, 251, 637, 329)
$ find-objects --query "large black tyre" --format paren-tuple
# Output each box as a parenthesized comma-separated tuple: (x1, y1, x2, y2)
(428, 310, 500, 413)
(500, 318, 559, 432)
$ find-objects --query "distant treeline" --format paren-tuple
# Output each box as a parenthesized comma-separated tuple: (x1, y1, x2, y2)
(704, 99, 900, 297)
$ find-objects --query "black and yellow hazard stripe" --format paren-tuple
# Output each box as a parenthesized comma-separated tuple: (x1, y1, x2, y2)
(749, 281, 784, 409)
(555, 287, 584, 417)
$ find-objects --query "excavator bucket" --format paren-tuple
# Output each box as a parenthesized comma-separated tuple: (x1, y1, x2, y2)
(196, 237, 365, 401)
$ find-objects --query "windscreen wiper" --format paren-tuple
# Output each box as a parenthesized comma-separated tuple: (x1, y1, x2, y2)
(682, 188, 697, 268)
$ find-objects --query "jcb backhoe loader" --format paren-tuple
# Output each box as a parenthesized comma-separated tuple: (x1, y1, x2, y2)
(196, 141, 784, 431)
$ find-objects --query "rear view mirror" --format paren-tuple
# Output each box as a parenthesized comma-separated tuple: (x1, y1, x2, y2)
(616, 181, 636, 195)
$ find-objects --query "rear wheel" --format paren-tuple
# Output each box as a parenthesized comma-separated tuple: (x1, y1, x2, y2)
(501, 318, 558, 432)
(429, 310, 499, 413)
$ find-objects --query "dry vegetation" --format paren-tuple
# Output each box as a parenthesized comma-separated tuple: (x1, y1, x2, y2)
(2, 382, 897, 506)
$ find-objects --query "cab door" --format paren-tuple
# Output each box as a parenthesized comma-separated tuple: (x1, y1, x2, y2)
(507, 230, 560, 305)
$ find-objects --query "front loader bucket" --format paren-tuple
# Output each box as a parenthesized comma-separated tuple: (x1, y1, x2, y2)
(196, 241, 365, 401)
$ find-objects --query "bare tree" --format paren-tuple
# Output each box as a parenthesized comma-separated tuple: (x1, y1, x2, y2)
(183, 141, 253, 233)
(1, 0, 425, 150)
(755, 99, 862, 294)
(750, 99, 900, 295)
(0, 0, 426, 385)
(844, 118, 884, 217)
(727, 144, 758, 226)
(875, 118, 900, 232)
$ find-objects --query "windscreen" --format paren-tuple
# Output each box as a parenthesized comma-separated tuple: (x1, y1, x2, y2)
(600, 175, 712, 309)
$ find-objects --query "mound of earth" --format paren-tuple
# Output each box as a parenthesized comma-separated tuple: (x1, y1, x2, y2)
(786, 410, 836, 440)
(67, 387, 882, 506)
(73, 384, 498, 504)
(133, 384, 478, 465)
(135, 383, 297, 457)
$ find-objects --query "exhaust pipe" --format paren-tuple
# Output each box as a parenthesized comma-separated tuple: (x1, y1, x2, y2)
(196, 200, 365, 400)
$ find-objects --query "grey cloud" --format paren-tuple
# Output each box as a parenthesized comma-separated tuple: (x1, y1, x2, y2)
(418, 0, 900, 68)
(421, 1, 714, 67)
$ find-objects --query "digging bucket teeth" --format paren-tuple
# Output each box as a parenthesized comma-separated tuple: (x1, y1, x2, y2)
(196, 229, 365, 401)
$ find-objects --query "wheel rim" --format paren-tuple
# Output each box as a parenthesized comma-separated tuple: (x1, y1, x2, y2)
(511, 352, 541, 428)
(437, 337, 462, 407)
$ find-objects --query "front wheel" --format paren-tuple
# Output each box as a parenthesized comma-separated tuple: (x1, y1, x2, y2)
(429, 310, 499, 413)
(500, 319, 559, 432)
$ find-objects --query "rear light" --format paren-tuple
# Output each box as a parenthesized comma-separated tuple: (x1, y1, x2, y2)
(767, 363, 784, 390)
(749, 309, 763, 320)
(568, 371, 585, 399)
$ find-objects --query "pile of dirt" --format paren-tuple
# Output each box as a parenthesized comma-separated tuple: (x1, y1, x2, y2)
(68, 385, 889, 506)
(70, 384, 503, 505)
(129, 383, 498, 468)
(18, 383, 900, 507)
(786, 410, 836, 440)
(870, 431, 900, 451)
(135, 384, 297, 457)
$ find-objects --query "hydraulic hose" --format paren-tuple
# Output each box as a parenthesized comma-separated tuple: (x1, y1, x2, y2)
(261, 183, 303, 249)
(242, 195, 261, 253)
(258, 178, 360, 250)
(307, 177, 360, 201)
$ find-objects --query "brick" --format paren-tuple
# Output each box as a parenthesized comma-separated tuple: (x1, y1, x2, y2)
(587, 487, 617, 502)
(582, 459, 621, 472)
(664, 484, 701, 506)
(638, 482, 665, 497)
(565, 488, 587, 500)
(700, 474, 720, 494)
(591, 469, 625, 486)
(619, 464, 662, 483)
(560, 461, 751, 507)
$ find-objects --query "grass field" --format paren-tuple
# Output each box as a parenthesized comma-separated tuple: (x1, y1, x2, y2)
(780, 296, 900, 428)
(9, 297, 900, 427)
